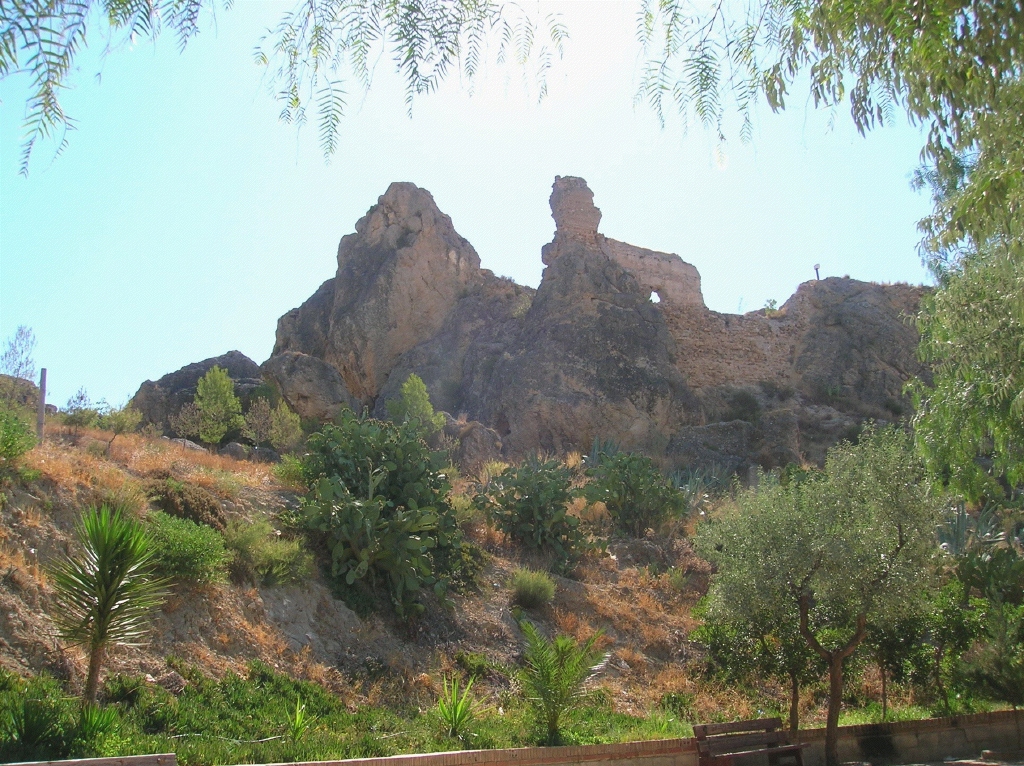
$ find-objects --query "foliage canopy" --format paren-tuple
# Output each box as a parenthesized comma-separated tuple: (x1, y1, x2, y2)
(695, 426, 942, 765)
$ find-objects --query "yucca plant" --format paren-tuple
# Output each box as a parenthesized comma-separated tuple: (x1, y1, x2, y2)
(285, 696, 316, 742)
(518, 620, 609, 745)
(437, 674, 476, 742)
(49, 505, 168, 703)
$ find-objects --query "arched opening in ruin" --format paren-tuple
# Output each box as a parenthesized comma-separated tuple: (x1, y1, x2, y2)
(650, 291, 662, 303)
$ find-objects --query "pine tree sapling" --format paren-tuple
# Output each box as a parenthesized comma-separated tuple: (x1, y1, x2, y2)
(269, 400, 303, 452)
(48, 506, 167, 703)
(168, 402, 202, 445)
(194, 366, 243, 446)
(243, 397, 273, 446)
(386, 373, 445, 437)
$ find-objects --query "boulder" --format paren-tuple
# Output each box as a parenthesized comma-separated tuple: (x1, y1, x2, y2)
(219, 442, 248, 460)
(261, 351, 358, 421)
(442, 414, 502, 474)
(249, 446, 280, 464)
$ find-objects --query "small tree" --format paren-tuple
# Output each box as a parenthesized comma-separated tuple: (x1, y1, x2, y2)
(194, 366, 243, 446)
(269, 400, 303, 452)
(695, 427, 941, 766)
(97, 403, 142, 454)
(518, 620, 608, 744)
(386, 373, 445, 437)
(64, 388, 98, 437)
(0, 325, 36, 381)
(168, 401, 202, 445)
(242, 397, 273, 446)
(0, 406, 36, 475)
(48, 506, 167, 703)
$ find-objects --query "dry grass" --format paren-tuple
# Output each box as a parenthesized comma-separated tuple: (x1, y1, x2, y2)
(0, 544, 47, 586)
(26, 430, 281, 514)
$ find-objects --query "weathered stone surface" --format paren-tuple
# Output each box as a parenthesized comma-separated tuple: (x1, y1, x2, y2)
(132, 351, 262, 433)
(263, 177, 929, 473)
(261, 351, 358, 422)
(219, 442, 248, 460)
(273, 182, 483, 406)
(442, 414, 503, 474)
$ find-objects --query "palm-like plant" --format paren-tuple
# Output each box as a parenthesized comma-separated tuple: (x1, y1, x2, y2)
(49, 505, 167, 703)
(519, 620, 609, 745)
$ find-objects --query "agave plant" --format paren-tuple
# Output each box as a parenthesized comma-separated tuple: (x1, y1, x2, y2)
(518, 620, 609, 745)
(49, 505, 167, 703)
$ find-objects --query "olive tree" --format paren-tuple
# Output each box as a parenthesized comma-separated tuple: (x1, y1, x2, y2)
(695, 427, 942, 766)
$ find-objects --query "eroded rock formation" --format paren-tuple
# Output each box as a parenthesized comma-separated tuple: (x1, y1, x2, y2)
(132, 350, 263, 433)
(264, 178, 929, 472)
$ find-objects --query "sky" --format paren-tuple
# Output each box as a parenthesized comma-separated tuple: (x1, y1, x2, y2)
(0, 1, 935, 408)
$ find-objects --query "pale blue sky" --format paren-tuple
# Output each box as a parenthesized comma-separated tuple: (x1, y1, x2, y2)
(0, 1, 933, 408)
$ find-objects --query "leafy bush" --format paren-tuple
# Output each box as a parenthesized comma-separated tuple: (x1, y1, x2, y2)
(518, 620, 608, 745)
(146, 477, 226, 530)
(474, 457, 583, 571)
(147, 511, 230, 584)
(584, 449, 685, 537)
(0, 406, 34, 474)
(223, 519, 313, 586)
(511, 568, 555, 609)
(302, 410, 474, 616)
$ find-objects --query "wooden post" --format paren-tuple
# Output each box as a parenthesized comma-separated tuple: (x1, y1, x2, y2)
(37, 367, 46, 442)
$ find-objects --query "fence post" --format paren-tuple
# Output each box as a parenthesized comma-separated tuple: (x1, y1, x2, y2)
(37, 367, 46, 442)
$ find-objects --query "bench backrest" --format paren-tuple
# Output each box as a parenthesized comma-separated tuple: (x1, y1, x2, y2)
(693, 718, 791, 757)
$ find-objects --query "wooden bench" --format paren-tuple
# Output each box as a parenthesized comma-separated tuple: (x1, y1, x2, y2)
(693, 718, 806, 765)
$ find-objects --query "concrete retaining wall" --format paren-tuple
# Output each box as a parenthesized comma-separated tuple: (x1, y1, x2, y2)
(796, 709, 1023, 765)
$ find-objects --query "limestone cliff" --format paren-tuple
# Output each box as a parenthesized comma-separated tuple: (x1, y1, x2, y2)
(261, 177, 929, 472)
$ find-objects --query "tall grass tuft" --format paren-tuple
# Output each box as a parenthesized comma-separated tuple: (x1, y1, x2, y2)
(511, 568, 555, 609)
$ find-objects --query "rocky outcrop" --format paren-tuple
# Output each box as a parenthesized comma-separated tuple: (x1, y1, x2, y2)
(273, 183, 483, 406)
(265, 177, 929, 472)
(131, 351, 262, 433)
(261, 351, 358, 422)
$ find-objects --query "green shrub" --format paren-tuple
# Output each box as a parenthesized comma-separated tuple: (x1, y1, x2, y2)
(518, 620, 608, 745)
(146, 477, 226, 530)
(302, 410, 472, 616)
(585, 449, 685, 537)
(274, 454, 306, 486)
(511, 568, 555, 609)
(0, 676, 77, 762)
(0, 406, 35, 474)
(147, 511, 230, 584)
(223, 518, 313, 586)
(723, 389, 761, 423)
(474, 457, 583, 571)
